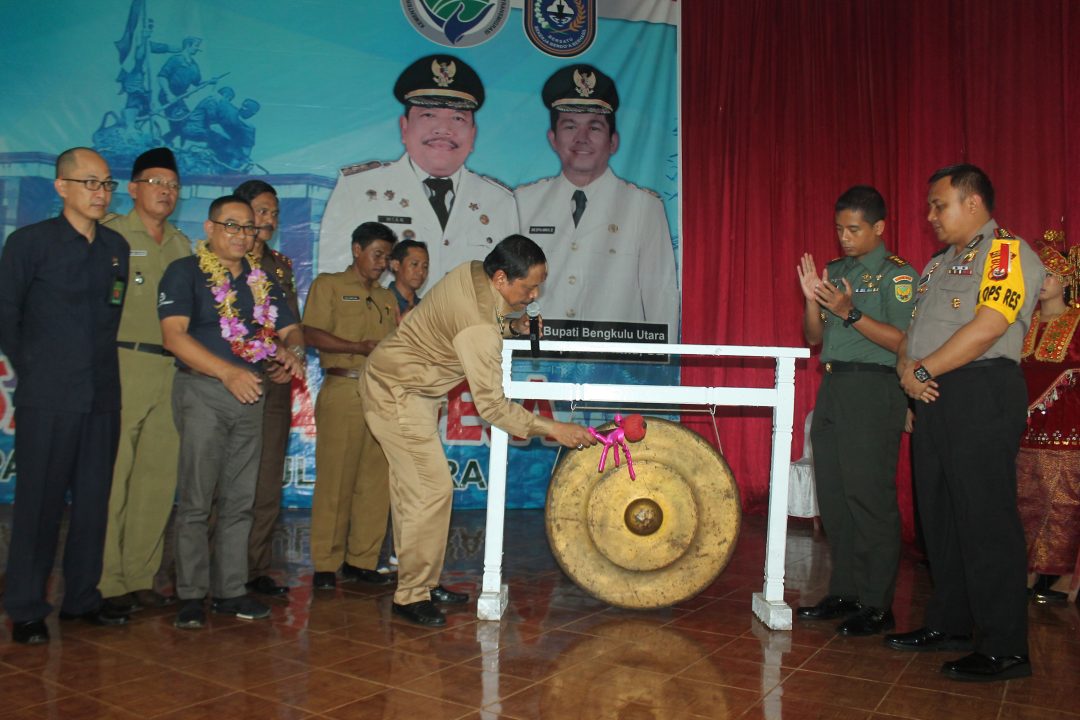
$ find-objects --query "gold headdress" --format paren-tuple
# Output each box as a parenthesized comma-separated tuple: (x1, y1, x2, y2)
(1038, 229, 1080, 306)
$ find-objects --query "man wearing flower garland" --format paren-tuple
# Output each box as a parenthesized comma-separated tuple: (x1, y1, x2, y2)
(158, 194, 305, 629)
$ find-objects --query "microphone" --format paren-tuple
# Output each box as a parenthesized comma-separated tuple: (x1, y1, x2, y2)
(526, 302, 541, 358)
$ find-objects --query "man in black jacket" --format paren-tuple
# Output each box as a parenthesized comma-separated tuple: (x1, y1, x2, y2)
(0, 147, 132, 644)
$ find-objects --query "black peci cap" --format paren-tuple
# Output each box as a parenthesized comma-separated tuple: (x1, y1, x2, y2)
(393, 54, 484, 111)
(542, 64, 619, 115)
(131, 147, 178, 179)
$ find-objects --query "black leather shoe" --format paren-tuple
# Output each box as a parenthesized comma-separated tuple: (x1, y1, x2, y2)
(392, 600, 446, 627)
(941, 652, 1031, 682)
(102, 593, 138, 614)
(313, 571, 337, 590)
(11, 620, 49, 645)
(837, 607, 895, 636)
(133, 589, 177, 608)
(430, 585, 469, 604)
(341, 563, 395, 585)
(796, 595, 862, 620)
(58, 607, 129, 626)
(884, 627, 973, 652)
(246, 575, 290, 596)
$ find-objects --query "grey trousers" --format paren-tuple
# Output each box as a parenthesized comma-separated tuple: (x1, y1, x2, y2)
(172, 370, 264, 600)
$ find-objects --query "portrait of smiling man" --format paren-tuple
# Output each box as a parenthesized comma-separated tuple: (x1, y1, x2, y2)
(316, 54, 518, 286)
(515, 64, 679, 332)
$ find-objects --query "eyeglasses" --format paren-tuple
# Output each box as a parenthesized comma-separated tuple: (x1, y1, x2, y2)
(133, 177, 181, 191)
(62, 177, 118, 192)
(210, 220, 259, 236)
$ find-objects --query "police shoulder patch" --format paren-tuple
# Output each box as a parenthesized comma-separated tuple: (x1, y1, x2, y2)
(340, 160, 386, 177)
(994, 227, 1015, 239)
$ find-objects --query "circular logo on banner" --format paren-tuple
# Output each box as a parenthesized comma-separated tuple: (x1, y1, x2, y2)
(401, 0, 510, 48)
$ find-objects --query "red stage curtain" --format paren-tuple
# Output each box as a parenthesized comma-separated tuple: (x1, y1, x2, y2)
(680, 0, 1080, 540)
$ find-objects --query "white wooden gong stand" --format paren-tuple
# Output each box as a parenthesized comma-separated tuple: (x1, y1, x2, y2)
(479, 340, 810, 630)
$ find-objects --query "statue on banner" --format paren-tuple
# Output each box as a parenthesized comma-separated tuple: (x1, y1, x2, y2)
(317, 54, 518, 281)
(94, 0, 264, 175)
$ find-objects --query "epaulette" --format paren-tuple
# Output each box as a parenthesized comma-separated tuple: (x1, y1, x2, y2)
(478, 173, 513, 194)
(931, 246, 948, 257)
(826, 256, 844, 265)
(994, 227, 1015, 239)
(340, 160, 386, 177)
(268, 247, 293, 267)
(620, 176, 662, 199)
(886, 254, 909, 267)
(101, 212, 121, 224)
(514, 175, 553, 192)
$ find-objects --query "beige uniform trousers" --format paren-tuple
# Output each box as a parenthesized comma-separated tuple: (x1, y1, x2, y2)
(310, 375, 388, 572)
(364, 405, 454, 605)
(98, 350, 179, 598)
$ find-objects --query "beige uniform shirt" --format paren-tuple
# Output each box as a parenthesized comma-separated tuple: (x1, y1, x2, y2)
(303, 269, 396, 370)
(104, 210, 190, 345)
(907, 219, 1044, 362)
(362, 261, 557, 439)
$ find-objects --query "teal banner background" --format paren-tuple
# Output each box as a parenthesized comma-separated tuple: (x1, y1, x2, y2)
(0, 1, 679, 508)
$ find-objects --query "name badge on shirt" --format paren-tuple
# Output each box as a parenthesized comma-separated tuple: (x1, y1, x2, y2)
(130, 249, 148, 257)
(530, 226, 556, 234)
(342, 295, 361, 301)
(378, 215, 411, 224)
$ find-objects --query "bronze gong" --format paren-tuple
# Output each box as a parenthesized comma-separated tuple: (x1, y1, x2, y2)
(545, 417, 741, 609)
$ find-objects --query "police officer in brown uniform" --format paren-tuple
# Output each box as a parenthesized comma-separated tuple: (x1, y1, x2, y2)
(234, 179, 300, 596)
(885, 164, 1043, 681)
(305, 222, 399, 590)
(100, 147, 190, 612)
(361, 235, 597, 626)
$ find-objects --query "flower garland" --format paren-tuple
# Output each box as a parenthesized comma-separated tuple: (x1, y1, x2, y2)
(196, 241, 278, 362)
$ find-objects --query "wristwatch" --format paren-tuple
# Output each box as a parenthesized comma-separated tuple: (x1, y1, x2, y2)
(913, 364, 933, 383)
(842, 307, 863, 328)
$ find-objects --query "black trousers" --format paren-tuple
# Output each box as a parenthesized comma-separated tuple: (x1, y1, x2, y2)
(912, 362, 1029, 657)
(3, 407, 119, 622)
(811, 370, 907, 608)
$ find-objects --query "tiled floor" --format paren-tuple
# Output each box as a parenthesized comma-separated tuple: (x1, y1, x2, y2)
(1, 507, 1078, 719)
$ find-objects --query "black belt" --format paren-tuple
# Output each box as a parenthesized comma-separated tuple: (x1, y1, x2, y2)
(957, 358, 1016, 371)
(118, 340, 173, 357)
(824, 361, 893, 374)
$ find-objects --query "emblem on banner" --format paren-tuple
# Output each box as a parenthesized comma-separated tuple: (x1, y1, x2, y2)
(401, 0, 510, 48)
(524, 0, 597, 57)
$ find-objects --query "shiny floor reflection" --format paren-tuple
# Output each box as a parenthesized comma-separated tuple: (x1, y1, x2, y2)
(1, 508, 1078, 719)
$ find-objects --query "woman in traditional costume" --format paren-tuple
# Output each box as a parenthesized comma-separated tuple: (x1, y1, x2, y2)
(1017, 231, 1080, 603)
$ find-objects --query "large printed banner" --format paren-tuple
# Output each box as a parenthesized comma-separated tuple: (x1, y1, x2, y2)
(0, 1, 680, 508)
